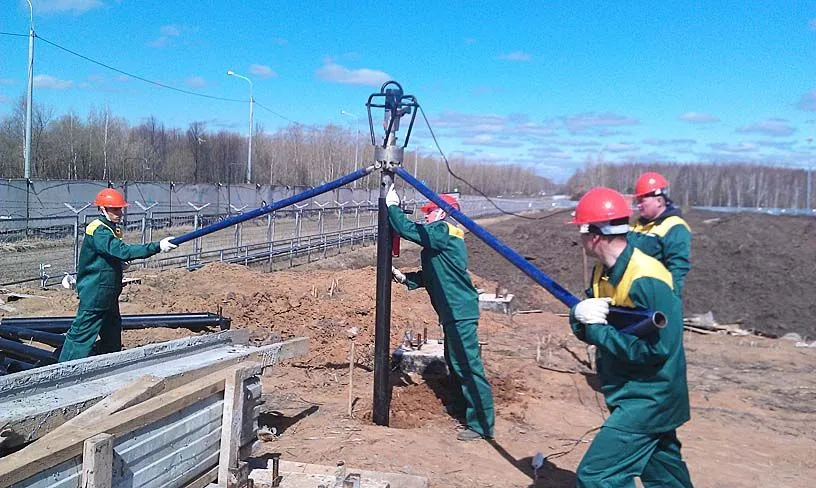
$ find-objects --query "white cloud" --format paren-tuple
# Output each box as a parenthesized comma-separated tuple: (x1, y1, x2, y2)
(316, 60, 391, 87)
(498, 51, 532, 62)
(0, 78, 16, 86)
(160, 25, 181, 37)
(562, 112, 639, 135)
(185, 76, 206, 89)
(709, 142, 758, 153)
(148, 24, 182, 48)
(249, 64, 278, 79)
(797, 90, 816, 111)
(36, 0, 103, 14)
(642, 138, 697, 146)
(461, 134, 523, 147)
(736, 119, 795, 137)
(605, 143, 638, 153)
(678, 112, 720, 123)
(33, 74, 73, 90)
(0, 95, 10, 104)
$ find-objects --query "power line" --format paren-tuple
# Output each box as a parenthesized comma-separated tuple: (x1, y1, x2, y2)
(254, 101, 300, 125)
(417, 104, 571, 221)
(0, 31, 28, 38)
(36, 34, 246, 103)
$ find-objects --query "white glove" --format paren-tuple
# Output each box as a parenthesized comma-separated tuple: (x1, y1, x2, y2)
(159, 237, 178, 253)
(385, 184, 400, 207)
(392, 266, 407, 284)
(574, 297, 612, 325)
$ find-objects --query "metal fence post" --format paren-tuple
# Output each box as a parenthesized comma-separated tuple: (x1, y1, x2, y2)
(134, 201, 158, 246)
(187, 202, 210, 267)
(64, 202, 92, 273)
(230, 204, 248, 256)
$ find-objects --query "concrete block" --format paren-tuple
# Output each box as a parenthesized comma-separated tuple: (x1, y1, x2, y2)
(478, 292, 514, 315)
(251, 460, 429, 488)
(391, 341, 447, 376)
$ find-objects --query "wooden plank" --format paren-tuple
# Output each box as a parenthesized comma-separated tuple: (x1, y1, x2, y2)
(1, 335, 306, 451)
(40, 375, 166, 442)
(217, 367, 253, 487)
(0, 362, 260, 487)
(81, 433, 113, 488)
(183, 466, 219, 488)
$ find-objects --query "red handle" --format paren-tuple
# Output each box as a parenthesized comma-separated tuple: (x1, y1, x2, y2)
(391, 233, 401, 257)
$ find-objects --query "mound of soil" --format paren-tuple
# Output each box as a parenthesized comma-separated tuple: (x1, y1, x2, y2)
(467, 210, 816, 338)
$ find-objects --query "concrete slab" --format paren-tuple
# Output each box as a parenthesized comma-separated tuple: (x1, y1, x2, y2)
(251, 460, 428, 488)
(0, 333, 308, 450)
(478, 292, 514, 315)
(392, 341, 446, 376)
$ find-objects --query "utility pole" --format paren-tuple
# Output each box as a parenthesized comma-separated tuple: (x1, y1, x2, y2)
(23, 0, 34, 179)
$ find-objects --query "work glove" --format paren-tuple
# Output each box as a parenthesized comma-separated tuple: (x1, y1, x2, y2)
(159, 237, 178, 253)
(573, 297, 612, 325)
(385, 184, 400, 207)
(391, 266, 407, 284)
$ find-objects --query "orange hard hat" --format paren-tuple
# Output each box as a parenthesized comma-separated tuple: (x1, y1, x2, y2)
(634, 172, 669, 197)
(421, 194, 460, 214)
(93, 188, 128, 208)
(568, 187, 632, 228)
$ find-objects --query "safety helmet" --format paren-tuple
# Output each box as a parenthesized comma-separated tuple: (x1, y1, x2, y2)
(634, 172, 669, 198)
(568, 187, 632, 235)
(93, 188, 128, 208)
(421, 194, 460, 214)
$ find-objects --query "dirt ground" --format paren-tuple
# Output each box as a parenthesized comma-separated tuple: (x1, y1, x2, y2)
(2, 209, 815, 487)
(467, 208, 816, 339)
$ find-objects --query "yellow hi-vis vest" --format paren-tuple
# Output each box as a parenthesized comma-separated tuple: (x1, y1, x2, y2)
(592, 248, 674, 308)
(86, 218, 123, 239)
(631, 215, 690, 237)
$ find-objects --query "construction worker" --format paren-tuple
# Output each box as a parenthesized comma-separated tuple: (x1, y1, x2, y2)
(568, 187, 692, 487)
(629, 171, 692, 297)
(58, 188, 178, 362)
(386, 186, 495, 442)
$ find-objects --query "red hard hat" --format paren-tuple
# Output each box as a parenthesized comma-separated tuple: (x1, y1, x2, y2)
(568, 187, 632, 225)
(634, 172, 669, 197)
(421, 194, 460, 214)
(93, 188, 128, 208)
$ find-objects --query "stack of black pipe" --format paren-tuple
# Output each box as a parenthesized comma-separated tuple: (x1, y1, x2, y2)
(0, 312, 231, 374)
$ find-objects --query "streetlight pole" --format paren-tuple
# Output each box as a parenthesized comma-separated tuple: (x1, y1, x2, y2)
(227, 70, 254, 184)
(23, 0, 34, 179)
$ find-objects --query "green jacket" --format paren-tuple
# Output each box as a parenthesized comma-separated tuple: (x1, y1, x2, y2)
(76, 217, 161, 311)
(388, 206, 479, 325)
(628, 205, 691, 297)
(570, 244, 690, 434)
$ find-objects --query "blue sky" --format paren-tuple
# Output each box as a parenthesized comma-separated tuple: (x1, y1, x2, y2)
(2, 0, 816, 182)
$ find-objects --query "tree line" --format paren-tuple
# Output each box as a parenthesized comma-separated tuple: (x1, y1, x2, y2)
(0, 97, 555, 196)
(566, 160, 815, 210)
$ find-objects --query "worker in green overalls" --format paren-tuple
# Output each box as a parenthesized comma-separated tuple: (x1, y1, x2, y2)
(568, 187, 693, 487)
(386, 186, 495, 441)
(628, 172, 692, 297)
(58, 188, 178, 362)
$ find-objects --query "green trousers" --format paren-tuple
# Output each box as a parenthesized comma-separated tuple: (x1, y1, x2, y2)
(577, 427, 693, 487)
(443, 318, 495, 438)
(58, 304, 122, 362)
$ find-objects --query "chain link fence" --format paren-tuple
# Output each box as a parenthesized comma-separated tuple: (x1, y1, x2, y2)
(1, 178, 558, 287)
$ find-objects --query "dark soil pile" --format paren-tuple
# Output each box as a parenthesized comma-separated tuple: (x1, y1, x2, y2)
(467, 209, 816, 338)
